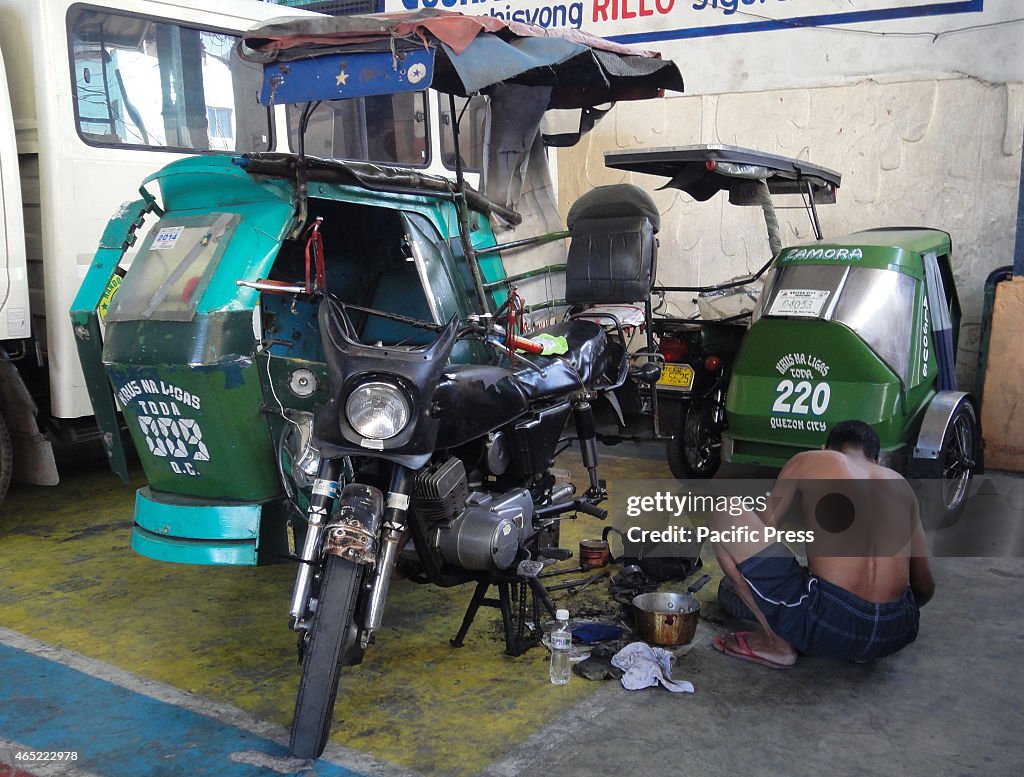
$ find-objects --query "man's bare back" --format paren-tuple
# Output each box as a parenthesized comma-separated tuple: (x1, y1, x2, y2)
(773, 449, 931, 605)
(711, 420, 933, 667)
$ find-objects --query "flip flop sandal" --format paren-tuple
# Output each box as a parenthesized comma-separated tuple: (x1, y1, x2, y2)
(712, 631, 794, 670)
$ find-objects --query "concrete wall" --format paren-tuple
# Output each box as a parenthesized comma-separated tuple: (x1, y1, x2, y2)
(552, 0, 1024, 391)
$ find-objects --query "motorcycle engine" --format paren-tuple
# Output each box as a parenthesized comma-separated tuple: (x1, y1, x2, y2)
(414, 457, 533, 572)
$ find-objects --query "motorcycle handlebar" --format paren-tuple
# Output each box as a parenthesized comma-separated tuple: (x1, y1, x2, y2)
(574, 501, 608, 520)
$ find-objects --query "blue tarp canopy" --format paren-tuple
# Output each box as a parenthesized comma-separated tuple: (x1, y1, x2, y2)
(239, 9, 684, 109)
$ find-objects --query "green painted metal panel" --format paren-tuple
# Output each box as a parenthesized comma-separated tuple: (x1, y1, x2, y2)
(106, 358, 279, 499)
(142, 155, 295, 215)
(134, 486, 261, 540)
(131, 526, 258, 566)
(71, 198, 153, 314)
(775, 228, 951, 279)
(725, 319, 905, 463)
(70, 198, 156, 482)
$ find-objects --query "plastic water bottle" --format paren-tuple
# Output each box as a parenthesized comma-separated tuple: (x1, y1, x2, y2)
(549, 608, 572, 685)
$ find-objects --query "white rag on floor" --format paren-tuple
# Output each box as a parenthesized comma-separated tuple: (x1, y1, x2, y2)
(610, 641, 694, 693)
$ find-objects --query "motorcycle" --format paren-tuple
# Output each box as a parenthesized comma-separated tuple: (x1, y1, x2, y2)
(70, 10, 683, 759)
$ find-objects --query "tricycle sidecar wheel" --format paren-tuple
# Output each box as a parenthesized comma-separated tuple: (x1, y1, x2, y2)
(290, 554, 365, 760)
(916, 401, 979, 528)
(666, 399, 721, 479)
(0, 413, 11, 506)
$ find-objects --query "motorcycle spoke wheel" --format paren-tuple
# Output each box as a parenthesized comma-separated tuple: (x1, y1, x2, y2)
(667, 399, 721, 479)
(916, 402, 978, 528)
(290, 554, 364, 760)
(940, 405, 975, 513)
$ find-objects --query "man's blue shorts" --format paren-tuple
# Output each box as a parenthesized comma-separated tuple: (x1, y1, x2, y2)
(737, 544, 920, 662)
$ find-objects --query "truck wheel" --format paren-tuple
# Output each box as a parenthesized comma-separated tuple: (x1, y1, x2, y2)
(290, 554, 365, 760)
(666, 398, 721, 479)
(0, 413, 12, 506)
(917, 402, 978, 527)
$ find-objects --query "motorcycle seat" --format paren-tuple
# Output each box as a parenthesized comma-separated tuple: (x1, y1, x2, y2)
(512, 318, 610, 400)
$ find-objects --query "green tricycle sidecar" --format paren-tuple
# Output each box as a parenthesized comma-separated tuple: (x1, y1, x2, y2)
(723, 227, 983, 523)
(73, 153, 516, 566)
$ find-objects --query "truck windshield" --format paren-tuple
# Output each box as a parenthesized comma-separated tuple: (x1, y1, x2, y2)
(760, 264, 917, 383)
(68, 8, 268, 152)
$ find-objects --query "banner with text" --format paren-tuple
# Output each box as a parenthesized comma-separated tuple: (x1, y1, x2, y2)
(386, 1, 984, 44)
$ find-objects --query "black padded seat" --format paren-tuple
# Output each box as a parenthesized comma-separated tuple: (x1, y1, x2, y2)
(565, 184, 659, 305)
(512, 319, 610, 400)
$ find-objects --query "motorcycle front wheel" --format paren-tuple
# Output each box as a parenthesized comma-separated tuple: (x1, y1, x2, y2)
(290, 554, 365, 759)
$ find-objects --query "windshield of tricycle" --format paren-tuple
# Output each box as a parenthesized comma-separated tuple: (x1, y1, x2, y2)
(758, 263, 917, 383)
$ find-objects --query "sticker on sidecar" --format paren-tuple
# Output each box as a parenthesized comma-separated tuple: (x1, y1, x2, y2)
(769, 352, 833, 433)
(117, 379, 209, 477)
(152, 226, 184, 251)
(768, 289, 830, 318)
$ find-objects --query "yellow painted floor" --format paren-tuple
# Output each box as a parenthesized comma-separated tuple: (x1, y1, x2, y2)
(0, 446, 700, 776)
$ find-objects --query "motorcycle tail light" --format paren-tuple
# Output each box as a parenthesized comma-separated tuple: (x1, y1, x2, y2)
(704, 355, 722, 372)
(658, 336, 689, 363)
(345, 381, 411, 440)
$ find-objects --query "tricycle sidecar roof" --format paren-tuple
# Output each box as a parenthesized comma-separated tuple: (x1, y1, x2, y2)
(239, 9, 684, 107)
(604, 144, 841, 203)
(775, 227, 953, 280)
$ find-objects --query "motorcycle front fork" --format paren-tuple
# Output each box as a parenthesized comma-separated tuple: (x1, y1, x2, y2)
(289, 460, 412, 649)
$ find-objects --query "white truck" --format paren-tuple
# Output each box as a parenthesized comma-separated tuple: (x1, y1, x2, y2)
(0, 0, 482, 504)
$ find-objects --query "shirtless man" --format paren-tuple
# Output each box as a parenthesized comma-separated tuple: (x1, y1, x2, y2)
(711, 420, 935, 668)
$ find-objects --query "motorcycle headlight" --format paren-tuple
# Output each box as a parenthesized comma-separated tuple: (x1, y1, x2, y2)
(345, 381, 411, 441)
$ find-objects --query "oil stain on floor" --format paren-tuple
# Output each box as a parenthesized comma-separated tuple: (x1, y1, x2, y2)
(0, 450, 675, 775)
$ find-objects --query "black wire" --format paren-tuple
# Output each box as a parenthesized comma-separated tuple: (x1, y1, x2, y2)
(727, 10, 1024, 41)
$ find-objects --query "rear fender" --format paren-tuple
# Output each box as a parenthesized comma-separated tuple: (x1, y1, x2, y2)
(911, 391, 972, 459)
(908, 391, 983, 474)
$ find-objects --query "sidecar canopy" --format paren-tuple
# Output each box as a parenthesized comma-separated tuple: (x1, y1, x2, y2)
(604, 144, 842, 203)
(239, 9, 684, 109)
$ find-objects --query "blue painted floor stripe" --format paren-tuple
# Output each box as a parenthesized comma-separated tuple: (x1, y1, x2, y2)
(0, 643, 362, 777)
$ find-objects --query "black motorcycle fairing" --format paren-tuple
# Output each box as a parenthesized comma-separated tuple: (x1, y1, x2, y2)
(433, 365, 530, 450)
(313, 298, 459, 469)
(508, 401, 573, 477)
(512, 319, 610, 400)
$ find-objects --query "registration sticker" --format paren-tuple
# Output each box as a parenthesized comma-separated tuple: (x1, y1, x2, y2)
(152, 226, 184, 251)
(769, 289, 830, 318)
(657, 363, 695, 391)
